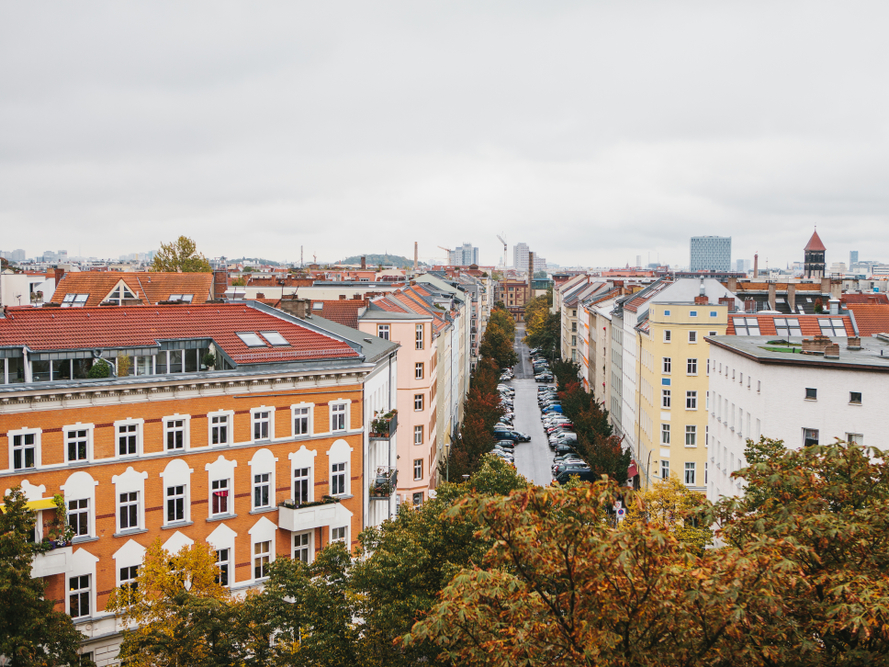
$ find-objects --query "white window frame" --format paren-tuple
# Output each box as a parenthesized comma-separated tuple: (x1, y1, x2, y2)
(661, 460, 670, 479)
(118, 491, 140, 532)
(215, 548, 231, 587)
(330, 461, 347, 496)
(330, 525, 348, 545)
(293, 531, 313, 562)
(63, 424, 94, 464)
(210, 478, 231, 518)
(251, 406, 275, 442)
(685, 425, 697, 447)
(329, 401, 349, 432)
(68, 574, 92, 620)
(846, 433, 864, 446)
(684, 462, 696, 486)
(208, 410, 234, 447)
(253, 472, 272, 511)
(165, 484, 188, 525)
(663, 330, 671, 343)
(253, 540, 272, 580)
(377, 324, 390, 340)
(687, 358, 698, 376)
(114, 419, 143, 458)
(685, 391, 697, 410)
(118, 564, 139, 590)
(293, 465, 312, 505)
(291, 403, 314, 437)
(661, 389, 671, 409)
(688, 331, 697, 343)
(163, 415, 190, 452)
(661, 423, 670, 445)
(414, 425, 424, 446)
(68, 498, 91, 539)
(9, 427, 41, 471)
(415, 363, 424, 380)
(416, 324, 424, 350)
(413, 458, 423, 481)
(662, 357, 671, 374)
(414, 394, 424, 411)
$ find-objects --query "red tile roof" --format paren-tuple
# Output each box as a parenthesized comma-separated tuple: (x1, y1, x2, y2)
(50, 272, 212, 307)
(841, 294, 889, 305)
(805, 229, 826, 252)
(246, 277, 315, 288)
(311, 299, 366, 329)
(726, 313, 854, 336)
(0, 304, 358, 364)
(846, 304, 889, 336)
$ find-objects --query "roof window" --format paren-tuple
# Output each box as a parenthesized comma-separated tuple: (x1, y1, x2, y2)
(818, 318, 847, 337)
(260, 331, 290, 347)
(168, 294, 194, 303)
(61, 294, 89, 307)
(312, 302, 324, 310)
(236, 332, 266, 347)
(106, 283, 138, 304)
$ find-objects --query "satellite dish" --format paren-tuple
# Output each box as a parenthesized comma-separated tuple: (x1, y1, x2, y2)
(92, 349, 103, 358)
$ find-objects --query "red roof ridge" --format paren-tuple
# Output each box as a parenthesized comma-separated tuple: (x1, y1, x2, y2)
(805, 229, 826, 252)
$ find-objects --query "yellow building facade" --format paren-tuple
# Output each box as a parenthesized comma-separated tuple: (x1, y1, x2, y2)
(636, 302, 727, 491)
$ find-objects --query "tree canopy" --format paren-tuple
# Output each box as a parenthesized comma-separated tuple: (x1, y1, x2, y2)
(151, 236, 212, 273)
(0, 488, 89, 667)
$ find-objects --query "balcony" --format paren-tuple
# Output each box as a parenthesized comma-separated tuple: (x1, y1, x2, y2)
(277, 496, 353, 532)
(32, 544, 72, 578)
(369, 411, 398, 440)
(369, 467, 397, 500)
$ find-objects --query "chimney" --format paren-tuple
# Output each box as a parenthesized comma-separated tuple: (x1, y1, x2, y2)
(414, 242, 418, 272)
(745, 298, 757, 313)
(768, 283, 777, 311)
(753, 253, 758, 278)
(212, 268, 229, 300)
(279, 296, 313, 318)
(727, 276, 737, 293)
(847, 336, 862, 350)
(787, 284, 796, 313)
(694, 295, 709, 305)
(802, 335, 832, 355)
(718, 296, 736, 313)
(360, 256, 366, 270)
(528, 252, 534, 289)
(824, 343, 840, 359)
(821, 276, 831, 295)
(829, 298, 840, 315)
(53, 267, 66, 285)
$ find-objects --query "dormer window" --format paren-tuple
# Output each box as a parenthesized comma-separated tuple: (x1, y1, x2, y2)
(61, 294, 89, 307)
(236, 332, 266, 347)
(168, 294, 194, 303)
(105, 283, 138, 304)
(260, 331, 289, 347)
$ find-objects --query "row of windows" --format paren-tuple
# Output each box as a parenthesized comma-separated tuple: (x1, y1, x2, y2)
(663, 329, 718, 343)
(661, 357, 698, 375)
(658, 460, 703, 486)
(66, 526, 347, 621)
(804, 387, 863, 404)
(732, 316, 848, 337)
(660, 423, 699, 447)
(376, 324, 425, 350)
(65, 460, 350, 539)
(660, 389, 698, 410)
(7, 401, 352, 471)
(662, 309, 719, 318)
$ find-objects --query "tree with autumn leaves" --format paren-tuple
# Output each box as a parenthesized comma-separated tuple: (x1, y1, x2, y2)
(408, 438, 889, 666)
(524, 293, 560, 361)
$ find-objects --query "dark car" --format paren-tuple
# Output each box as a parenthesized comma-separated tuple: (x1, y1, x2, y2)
(554, 468, 596, 484)
(493, 430, 521, 443)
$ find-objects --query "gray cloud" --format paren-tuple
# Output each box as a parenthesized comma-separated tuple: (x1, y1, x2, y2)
(1, 1, 888, 268)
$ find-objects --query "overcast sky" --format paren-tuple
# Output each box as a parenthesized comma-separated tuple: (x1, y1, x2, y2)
(2, 1, 888, 269)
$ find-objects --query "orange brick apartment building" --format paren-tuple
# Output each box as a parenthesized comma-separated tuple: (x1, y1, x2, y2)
(0, 301, 397, 663)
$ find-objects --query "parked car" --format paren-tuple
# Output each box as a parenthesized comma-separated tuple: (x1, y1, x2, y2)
(554, 468, 596, 484)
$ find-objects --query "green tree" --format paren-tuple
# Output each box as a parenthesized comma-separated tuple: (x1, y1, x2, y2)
(478, 322, 517, 370)
(0, 487, 90, 667)
(151, 236, 212, 273)
(353, 456, 528, 667)
(626, 476, 712, 554)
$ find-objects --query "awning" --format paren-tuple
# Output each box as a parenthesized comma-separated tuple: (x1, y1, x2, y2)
(0, 497, 57, 513)
(627, 460, 639, 479)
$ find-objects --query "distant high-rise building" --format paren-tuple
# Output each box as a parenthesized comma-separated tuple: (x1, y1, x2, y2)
(850, 250, 859, 267)
(448, 243, 479, 266)
(690, 236, 731, 271)
(804, 229, 826, 279)
(513, 243, 530, 270)
(11, 249, 25, 262)
(735, 259, 751, 273)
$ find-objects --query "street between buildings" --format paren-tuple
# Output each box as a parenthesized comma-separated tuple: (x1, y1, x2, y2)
(511, 324, 555, 486)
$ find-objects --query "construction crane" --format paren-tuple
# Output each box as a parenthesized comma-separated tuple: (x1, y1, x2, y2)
(437, 246, 451, 265)
(496, 234, 507, 268)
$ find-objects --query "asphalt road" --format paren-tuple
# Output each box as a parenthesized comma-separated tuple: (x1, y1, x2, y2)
(511, 324, 556, 486)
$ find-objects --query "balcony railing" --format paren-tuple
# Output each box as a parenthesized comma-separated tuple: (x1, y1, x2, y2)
(277, 496, 353, 532)
(369, 411, 398, 439)
(31, 544, 72, 578)
(369, 466, 398, 500)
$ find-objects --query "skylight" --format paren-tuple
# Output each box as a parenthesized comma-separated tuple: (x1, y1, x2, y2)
(61, 294, 89, 307)
(236, 332, 266, 347)
(260, 331, 290, 347)
(169, 294, 194, 303)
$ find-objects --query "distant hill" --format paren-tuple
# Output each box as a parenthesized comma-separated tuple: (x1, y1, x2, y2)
(339, 254, 419, 269)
